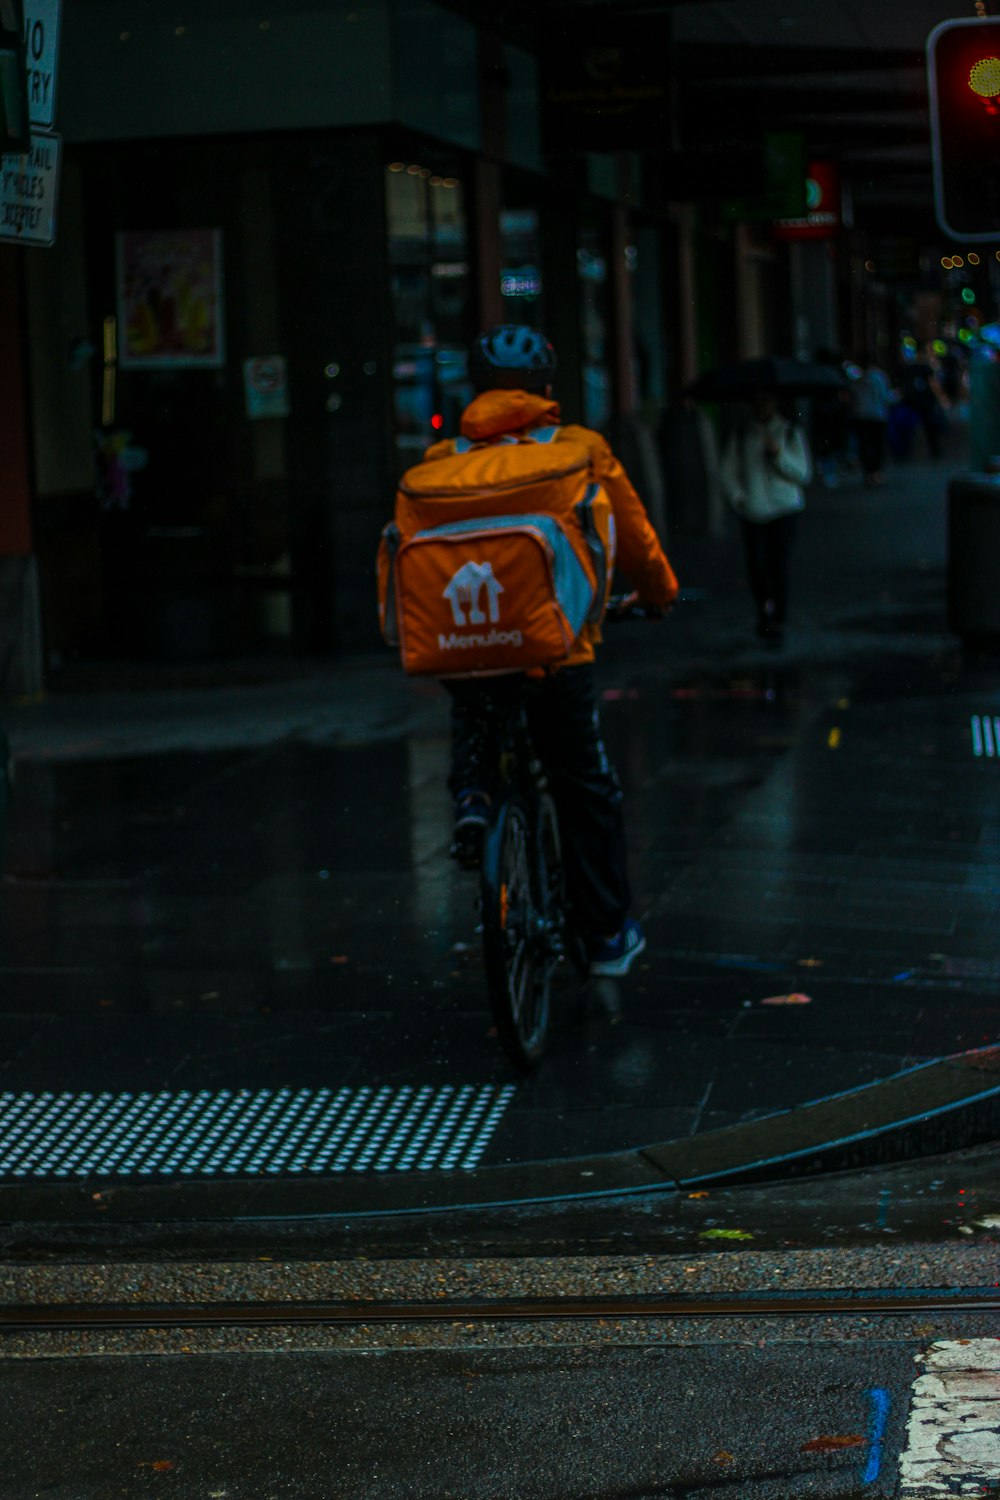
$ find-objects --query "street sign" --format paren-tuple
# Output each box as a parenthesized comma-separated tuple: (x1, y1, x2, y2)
(721, 132, 807, 223)
(243, 356, 290, 419)
(773, 160, 842, 241)
(23, 0, 58, 129)
(0, 128, 60, 244)
(539, 19, 669, 154)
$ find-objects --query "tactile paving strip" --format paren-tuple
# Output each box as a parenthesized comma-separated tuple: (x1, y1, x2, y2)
(0, 1084, 517, 1180)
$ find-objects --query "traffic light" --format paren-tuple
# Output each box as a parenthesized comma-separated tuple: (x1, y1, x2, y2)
(928, 17, 1000, 241)
(0, 0, 27, 154)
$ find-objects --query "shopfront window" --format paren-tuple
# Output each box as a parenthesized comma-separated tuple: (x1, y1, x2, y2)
(499, 205, 545, 328)
(386, 158, 473, 465)
(577, 221, 612, 431)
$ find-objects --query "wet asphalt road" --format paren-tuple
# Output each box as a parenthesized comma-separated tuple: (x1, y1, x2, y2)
(3, 1150, 1000, 1499)
(1, 1311, 997, 1499)
(1, 437, 999, 1190)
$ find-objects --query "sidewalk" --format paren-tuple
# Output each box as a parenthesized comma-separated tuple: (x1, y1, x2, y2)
(1, 431, 999, 1221)
(3, 654, 447, 763)
(0, 440, 962, 764)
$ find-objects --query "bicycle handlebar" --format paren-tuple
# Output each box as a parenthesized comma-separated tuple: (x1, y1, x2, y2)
(604, 592, 669, 622)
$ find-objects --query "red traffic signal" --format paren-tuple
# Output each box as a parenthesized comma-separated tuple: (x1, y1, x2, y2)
(968, 53, 1000, 114)
(928, 17, 1000, 241)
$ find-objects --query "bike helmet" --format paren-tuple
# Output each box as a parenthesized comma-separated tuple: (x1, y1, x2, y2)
(468, 325, 557, 392)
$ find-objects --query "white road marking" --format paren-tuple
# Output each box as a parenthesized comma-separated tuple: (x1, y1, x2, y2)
(899, 1339, 1000, 1495)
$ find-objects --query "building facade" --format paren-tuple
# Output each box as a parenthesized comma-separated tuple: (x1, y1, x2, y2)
(3, 0, 821, 683)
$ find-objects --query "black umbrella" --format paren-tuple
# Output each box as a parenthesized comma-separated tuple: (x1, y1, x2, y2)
(686, 356, 850, 401)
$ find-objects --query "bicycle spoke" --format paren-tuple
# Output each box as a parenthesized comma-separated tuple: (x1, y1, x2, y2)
(482, 797, 553, 1068)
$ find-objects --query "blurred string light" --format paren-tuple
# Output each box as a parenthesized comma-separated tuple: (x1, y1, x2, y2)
(942, 256, 954, 267)
(388, 162, 457, 186)
(968, 252, 981, 264)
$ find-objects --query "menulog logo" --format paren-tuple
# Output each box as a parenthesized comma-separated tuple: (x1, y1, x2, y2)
(443, 560, 504, 626)
(438, 629, 524, 651)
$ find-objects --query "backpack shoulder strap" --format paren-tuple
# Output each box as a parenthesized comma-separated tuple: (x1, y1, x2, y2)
(453, 433, 521, 452)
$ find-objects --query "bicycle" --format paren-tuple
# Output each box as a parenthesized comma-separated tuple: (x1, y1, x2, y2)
(475, 595, 662, 1069)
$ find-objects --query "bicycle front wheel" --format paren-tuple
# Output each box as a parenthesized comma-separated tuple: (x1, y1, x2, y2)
(480, 795, 553, 1068)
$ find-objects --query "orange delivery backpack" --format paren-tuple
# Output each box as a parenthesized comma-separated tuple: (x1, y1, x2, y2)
(377, 427, 616, 678)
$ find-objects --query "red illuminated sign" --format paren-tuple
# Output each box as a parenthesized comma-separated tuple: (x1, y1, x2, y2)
(772, 161, 841, 241)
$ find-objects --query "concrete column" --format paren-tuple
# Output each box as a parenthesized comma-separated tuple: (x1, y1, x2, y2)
(672, 204, 699, 388)
(0, 246, 43, 701)
(788, 239, 839, 358)
(475, 26, 506, 330)
(474, 159, 504, 330)
(610, 155, 636, 418)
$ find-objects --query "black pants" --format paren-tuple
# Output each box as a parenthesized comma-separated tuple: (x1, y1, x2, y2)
(446, 665, 631, 937)
(740, 513, 798, 630)
(855, 418, 887, 477)
(901, 400, 942, 458)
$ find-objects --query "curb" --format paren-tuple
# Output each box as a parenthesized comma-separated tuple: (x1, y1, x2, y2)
(1, 1046, 998, 1225)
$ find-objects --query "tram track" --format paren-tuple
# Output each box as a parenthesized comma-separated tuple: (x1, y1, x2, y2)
(3, 1286, 999, 1331)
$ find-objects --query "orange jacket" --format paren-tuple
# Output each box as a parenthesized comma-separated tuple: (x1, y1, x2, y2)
(423, 389, 679, 665)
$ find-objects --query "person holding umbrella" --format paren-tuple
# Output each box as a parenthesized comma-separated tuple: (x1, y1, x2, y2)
(717, 388, 813, 644)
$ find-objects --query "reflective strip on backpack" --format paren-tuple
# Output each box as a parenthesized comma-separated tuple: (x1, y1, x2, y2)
(575, 483, 611, 623)
(451, 433, 525, 454)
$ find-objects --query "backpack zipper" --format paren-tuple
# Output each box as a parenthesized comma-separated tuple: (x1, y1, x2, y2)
(399, 459, 589, 500)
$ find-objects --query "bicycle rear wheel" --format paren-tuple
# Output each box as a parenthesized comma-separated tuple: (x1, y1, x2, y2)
(480, 794, 556, 1068)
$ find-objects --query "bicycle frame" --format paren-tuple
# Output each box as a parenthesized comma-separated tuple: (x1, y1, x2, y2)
(477, 680, 569, 1068)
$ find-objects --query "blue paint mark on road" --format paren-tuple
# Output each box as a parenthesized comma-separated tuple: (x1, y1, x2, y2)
(863, 1386, 891, 1484)
(892, 970, 914, 982)
(876, 1189, 891, 1230)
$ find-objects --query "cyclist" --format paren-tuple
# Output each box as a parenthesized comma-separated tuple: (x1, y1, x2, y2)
(421, 324, 679, 978)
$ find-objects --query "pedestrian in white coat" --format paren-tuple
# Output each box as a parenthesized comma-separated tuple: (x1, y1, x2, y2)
(718, 391, 813, 643)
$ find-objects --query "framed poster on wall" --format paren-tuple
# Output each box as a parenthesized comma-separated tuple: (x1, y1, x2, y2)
(116, 229, 225, 369)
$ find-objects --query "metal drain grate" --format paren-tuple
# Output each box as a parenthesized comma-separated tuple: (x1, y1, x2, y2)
(971, 714, 1000, 757)
(0, 1084, 517, 1180)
